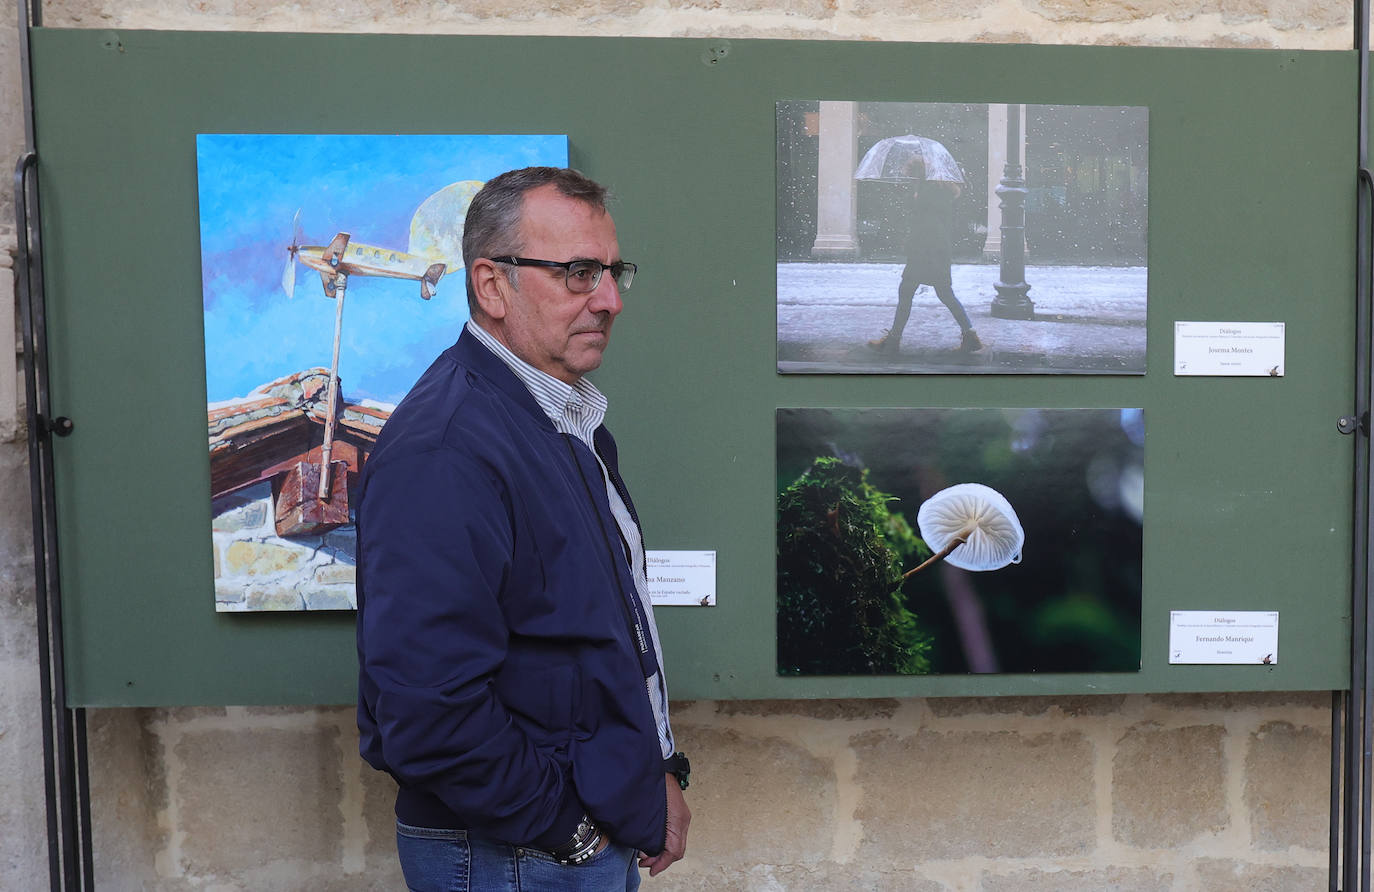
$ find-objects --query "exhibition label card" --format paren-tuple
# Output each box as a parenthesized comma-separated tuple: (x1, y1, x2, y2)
(646, 551, 716, 606)
(1169, 611, 1278, 665)
(1174, 321, 1284, 376)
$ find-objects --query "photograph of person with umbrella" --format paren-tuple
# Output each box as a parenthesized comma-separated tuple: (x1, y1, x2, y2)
(776, 101, 1148, 375)
(859, 136, 982, 355)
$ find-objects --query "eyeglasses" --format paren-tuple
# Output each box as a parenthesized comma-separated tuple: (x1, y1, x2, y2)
(489, 256, 637, 294)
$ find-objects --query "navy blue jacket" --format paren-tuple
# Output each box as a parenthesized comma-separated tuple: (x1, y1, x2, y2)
(355, 329, 667, 855)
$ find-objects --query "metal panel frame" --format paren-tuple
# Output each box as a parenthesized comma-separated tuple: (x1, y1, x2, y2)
(1336, 4, 1370, 890)
(16, 0, 94, 887)
(12, 7, 1374, 889)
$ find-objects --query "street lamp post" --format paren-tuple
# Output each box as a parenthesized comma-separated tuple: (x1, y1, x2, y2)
(991, 103, 1035, 320)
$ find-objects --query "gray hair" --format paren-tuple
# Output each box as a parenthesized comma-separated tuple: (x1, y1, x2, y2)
(462, 167, 610, 313)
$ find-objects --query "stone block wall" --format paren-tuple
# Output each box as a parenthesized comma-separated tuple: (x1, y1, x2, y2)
(82, 693, 1332, 890)
(212, 483, 358, 611)
(31, 0, 1354, 48)
(0, 440, 47, 886)
(0, 0, 1354, 889)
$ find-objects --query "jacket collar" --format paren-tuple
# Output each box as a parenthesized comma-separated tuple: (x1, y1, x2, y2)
(449, 326, 557, 431)
(450, 326, 618, 464)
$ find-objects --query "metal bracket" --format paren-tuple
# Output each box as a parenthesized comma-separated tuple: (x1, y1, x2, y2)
(1341, 413, 1369, 436)
(40, 415, 73, 437)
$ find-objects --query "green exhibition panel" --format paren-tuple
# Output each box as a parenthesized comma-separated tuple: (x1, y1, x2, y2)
(29, 28, 1356, 704)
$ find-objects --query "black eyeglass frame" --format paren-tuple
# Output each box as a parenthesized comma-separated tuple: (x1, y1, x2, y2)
(488, 255, 637, 293)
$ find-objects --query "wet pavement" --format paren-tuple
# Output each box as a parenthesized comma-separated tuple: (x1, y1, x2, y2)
(777, 261, 1147, 375)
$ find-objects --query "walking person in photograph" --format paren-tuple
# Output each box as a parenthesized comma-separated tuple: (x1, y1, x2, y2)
(867, 152, 982, 355)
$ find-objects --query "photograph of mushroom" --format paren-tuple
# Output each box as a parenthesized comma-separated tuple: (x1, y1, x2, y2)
(777, 101, 1148, 374)
(777, 407, 1143, 675)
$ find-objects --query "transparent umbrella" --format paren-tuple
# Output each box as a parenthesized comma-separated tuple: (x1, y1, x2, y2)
(854, 134, 965, 185)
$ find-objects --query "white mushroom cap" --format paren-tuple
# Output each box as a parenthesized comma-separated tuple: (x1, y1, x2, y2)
(916, 483, 1025, 572)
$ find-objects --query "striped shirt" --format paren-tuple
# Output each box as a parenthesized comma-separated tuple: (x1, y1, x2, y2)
(466, 320, 675, 759)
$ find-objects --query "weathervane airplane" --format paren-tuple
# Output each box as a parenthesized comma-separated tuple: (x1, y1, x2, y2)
(281, 213, 447, 301)
(279, 210, 448, 503)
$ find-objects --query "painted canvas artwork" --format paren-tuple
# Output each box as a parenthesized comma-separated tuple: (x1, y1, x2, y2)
(777, 101, 1148, 374)
(777, 407, 1144, 675)
(198, 133, 569, 611)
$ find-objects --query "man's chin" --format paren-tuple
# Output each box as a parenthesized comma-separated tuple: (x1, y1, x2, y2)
(565, 348, 606, 380)
(574, 335, 609, 357)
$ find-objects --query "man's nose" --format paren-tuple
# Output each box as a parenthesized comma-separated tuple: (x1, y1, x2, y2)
(587, 272, 624, 316)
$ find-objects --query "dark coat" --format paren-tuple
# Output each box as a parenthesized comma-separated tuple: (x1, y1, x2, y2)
(901, 184, 957, 289)
(355, 329, 667, 855)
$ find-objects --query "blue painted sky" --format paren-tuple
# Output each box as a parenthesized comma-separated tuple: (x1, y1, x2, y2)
(198, 133, 568, 404)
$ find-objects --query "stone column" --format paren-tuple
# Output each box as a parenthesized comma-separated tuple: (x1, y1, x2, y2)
(985, 104, 1006, 259)
(811, 101, 859, 260)
(0, 260, 16, 441)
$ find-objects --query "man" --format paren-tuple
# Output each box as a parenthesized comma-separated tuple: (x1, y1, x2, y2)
(356, 167, 690, 890)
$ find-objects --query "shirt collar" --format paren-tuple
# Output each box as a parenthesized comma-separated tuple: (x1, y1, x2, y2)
(465, 320, 608, 431)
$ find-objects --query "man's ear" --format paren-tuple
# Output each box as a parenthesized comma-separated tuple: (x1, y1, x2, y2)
(469, 258, 509, 320)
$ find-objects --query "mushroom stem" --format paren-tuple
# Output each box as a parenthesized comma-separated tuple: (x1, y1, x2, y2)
(896, 534, 968, 586)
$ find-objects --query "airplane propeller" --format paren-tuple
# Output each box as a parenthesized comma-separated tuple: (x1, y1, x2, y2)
(282, 209, 304, 299)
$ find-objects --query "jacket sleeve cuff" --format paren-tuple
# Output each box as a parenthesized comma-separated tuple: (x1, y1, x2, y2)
(532, 795, 589, 851)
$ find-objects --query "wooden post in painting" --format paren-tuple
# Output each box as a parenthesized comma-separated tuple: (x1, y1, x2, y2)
(318, 272, 347, 501)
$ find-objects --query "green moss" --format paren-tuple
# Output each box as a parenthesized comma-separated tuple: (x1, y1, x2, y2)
(777, 457, 932, 675)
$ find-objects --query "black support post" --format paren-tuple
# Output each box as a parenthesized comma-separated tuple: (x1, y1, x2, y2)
(14, 0, 95, 887)
(1340, 2, 1374, 890)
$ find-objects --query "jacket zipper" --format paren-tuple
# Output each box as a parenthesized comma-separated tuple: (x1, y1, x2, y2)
(602, 456, 650, 582)
(561, 434, 650, 657)
(565, 433, 669, 853)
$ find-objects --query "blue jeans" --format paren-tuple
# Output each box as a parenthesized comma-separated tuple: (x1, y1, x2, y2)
(396, 821, 642, 892)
